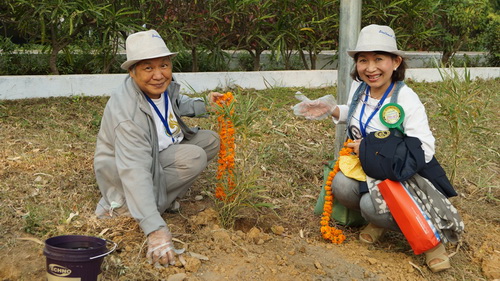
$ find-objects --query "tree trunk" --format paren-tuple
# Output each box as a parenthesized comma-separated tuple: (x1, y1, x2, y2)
(299, 49, 310, 70)
(441, 50, 453, 66)
(102, 56, 115, 74)
(253, 49, 262, 71)
(49, 47, 60, 75)
(191, 47, 199, 72)
(49, 26, 60, 75)
(102, 38, 119, 73)
(309, 51, 317, 70)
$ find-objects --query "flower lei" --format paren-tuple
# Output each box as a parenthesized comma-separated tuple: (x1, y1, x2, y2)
(320, 139, 354, 244)
(214, 92, 236, 201)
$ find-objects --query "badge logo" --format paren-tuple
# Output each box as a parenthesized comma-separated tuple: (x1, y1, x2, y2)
(380, 103, 405, 134)
(382, 105, 401, 125)
(375, 130, 390, 139)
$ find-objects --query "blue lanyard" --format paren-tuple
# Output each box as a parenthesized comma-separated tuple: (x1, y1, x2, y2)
(359, 82, 394, 137)
(144, 91, 175, 142)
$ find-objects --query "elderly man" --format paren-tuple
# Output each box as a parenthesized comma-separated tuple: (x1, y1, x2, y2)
(94, 30, 220, 267)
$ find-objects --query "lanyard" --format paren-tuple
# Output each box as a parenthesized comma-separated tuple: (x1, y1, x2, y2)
(359, 82, 394, 137)
(144, 92, 175, 142)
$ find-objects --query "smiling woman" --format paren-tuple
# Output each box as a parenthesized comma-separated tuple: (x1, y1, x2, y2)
(339, 31, 462, 271)
(353, 52, 402, 99)
(291, 24, 464, 274)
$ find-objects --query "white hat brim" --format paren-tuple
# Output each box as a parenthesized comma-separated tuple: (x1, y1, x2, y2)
(121, 52, 178, 70)
(347, 46, 404, 58)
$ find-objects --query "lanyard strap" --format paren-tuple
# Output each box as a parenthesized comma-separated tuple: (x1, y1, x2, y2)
(144, 92, 175, 142)
(359, 82, 394, 137)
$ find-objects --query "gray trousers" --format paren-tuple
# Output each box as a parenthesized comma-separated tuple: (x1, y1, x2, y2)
(158, 130, 220, 208)
(95, 130, 219, 218)
(332, 171, 400, 232)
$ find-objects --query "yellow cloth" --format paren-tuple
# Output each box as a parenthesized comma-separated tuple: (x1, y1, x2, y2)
(339, 155, 366, 181)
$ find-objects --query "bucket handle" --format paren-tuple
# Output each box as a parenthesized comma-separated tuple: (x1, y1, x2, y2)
(89, 239, 117, 260)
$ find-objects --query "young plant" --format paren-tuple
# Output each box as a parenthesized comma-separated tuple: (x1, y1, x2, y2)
(435, 65, 489, 184)
(213, 92, 272, 228)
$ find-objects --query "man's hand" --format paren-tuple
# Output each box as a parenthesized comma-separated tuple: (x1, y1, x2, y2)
(147, 226, 175, 267)
(207, 91, 225, 112)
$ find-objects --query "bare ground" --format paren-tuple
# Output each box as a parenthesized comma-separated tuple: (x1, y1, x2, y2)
(0, 83, 499, 280)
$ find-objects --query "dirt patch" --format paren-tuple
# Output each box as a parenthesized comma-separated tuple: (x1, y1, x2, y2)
(1, 192, 498, 281)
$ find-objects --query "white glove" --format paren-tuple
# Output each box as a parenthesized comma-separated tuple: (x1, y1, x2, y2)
(147, 226, 176, 267)
(292, 92, 337, 120)
(292, 91, 310, 116)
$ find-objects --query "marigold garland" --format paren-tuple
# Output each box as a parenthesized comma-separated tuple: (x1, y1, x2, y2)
(214, 92, 236, 201)
(320, 139, 354, 244)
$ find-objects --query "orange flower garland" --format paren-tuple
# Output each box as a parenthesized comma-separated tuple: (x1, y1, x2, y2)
(214, 92, 236, 201)
(320, 139, 354, 244)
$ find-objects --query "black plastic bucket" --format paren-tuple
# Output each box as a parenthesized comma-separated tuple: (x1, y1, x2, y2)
(43, 235, 116, 281)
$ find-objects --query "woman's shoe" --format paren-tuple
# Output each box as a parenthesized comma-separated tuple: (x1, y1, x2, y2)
(359, 223, 386, 244)
(425, 243, 451, 273)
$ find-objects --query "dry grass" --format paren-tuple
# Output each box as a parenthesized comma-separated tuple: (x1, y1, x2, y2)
(0, 79, 499, 280)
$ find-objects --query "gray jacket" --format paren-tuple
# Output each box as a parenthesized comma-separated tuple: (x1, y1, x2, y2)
(94, 76, 207, 235)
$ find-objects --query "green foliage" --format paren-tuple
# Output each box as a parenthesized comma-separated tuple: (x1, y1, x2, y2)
(483, 13, 500, 66)
(0, 36, 17, 53)
(434, 66, 492, 183)
(213, 165, 273, 229)
(223, 0, 275, 71)
(0, 38, 50, 75)
(84, 4, 144, 73)
(159, 0, 228, 72)
(295, 0, 338, 69)
(172, 49, 230, 73)
(363, 0, 440, 51)
(3, 0, 158, 74)
(231, 91, 261, 137)
(23, 205, 59, 236)
(236, 52, 255, 71)
(270, 0, 338, 70)
(362, 0, 494, 63)
(433, 0, 491, 64)
(5, 0, 107, 74)
(0, 37, 19, 74)
(1, 0, 499, 75)
(0, 38, 124, 74)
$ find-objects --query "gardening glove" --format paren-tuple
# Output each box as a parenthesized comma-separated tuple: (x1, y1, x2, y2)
(292, 91, 311, 116)
(146, 226, 176, 267)
(293, 92, 337, 120)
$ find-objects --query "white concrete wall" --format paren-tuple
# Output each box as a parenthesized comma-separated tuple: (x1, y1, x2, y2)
(0, 67, 498, 100)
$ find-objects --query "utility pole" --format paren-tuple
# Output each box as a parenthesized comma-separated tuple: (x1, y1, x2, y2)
(335, 0, 361, 155)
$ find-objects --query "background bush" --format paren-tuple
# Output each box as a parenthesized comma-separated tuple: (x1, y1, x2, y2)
(0, 0, 498, 75)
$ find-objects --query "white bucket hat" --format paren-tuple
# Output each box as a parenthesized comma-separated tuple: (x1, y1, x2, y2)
(121, 30, 177, 70)
(347, 24, 404, 58)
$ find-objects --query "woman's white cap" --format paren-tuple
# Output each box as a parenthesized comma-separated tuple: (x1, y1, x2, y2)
(121, 30, 177, 70)
(347, 24, 404, 58)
